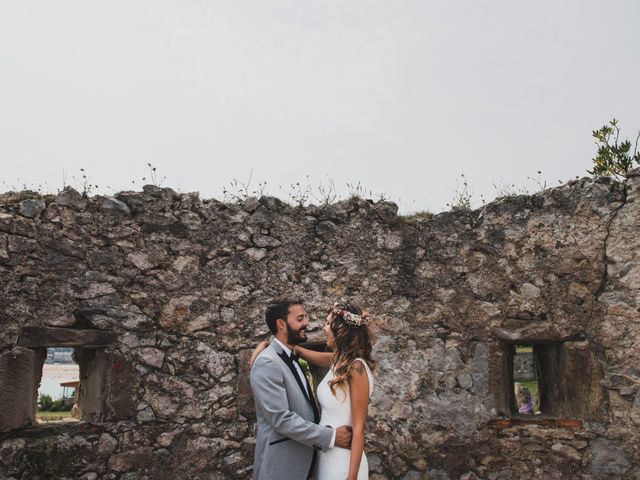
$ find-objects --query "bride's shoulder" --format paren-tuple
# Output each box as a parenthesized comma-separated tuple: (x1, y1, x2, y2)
(349, 358, 374, 395)
(349, 358, 372, 374)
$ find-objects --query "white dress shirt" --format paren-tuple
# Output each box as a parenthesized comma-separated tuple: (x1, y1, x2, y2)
(274, 338, 310, 396)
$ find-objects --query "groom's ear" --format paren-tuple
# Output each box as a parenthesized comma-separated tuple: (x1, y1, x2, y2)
(275, 318, 286, 332)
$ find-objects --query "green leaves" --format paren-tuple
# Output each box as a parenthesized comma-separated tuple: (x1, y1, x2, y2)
(38, 393, 53, 411)
(588, 119, 640, 180)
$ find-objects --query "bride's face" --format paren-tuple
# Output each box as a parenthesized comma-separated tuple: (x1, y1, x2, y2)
(323, 312, 336, 349)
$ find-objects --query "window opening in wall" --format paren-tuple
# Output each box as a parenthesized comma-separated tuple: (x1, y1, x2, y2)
(37, 347, 80, 424)
(512, 344, 541, 416)
(0, 326, 117, 432)
(496, 338, 604, 422)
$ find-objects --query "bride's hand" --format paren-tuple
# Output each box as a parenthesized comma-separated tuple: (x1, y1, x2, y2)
(249, 339, 270, 368)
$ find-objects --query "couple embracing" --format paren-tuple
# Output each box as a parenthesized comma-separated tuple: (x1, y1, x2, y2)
(249, 297, 376, 480)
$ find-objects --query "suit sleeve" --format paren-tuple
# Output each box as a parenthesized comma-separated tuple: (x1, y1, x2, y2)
(250, 355, 334, 452)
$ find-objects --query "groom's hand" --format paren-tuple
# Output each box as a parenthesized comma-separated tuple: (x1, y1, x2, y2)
(334, 425, 353, 449)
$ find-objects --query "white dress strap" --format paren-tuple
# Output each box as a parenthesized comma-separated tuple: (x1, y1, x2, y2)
(350, 358, 374, 397)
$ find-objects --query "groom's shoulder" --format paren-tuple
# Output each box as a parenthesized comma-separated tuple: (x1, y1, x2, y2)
(250, 347, 283, 387)
(251, 345, 278, 371)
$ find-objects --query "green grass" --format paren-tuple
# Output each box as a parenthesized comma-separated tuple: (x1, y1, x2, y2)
(36, 411, 73, 422)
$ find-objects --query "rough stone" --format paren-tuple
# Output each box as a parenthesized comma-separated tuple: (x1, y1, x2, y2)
(460, 473, 481, 480)
(127, 252, 155, 270)
(108, 447, 154, 472)
(374, 201, 399, 222)
(0, 233, 8, 262)
(138, 347, 165, 368)
(159, 295, 218, 334)
(97, 433, 118, 455)
(55, 187, 86, 210)
(315, 220, 336, 235)
(157, 429, 181, 448)
(18, 199, 46, 218)
(258, 195, 286, 212)
(0, 350, 45, 431)
(142, 184, 176, 198)
(242, 196, 260, 213)
(17, 327, 117, 348)
(44, 312, 77, 327)
(141, 222, 189, 237)
(550, 443, 581, 461)
(252, 234, 282, 248)
(0, 438, 25, 466)
(244, 247, 267, 261)
(589, 438, 631, 476)
(136, 403, 156, 423)
(101, 196, 132, 216)
(618, 386, 634, 396)
(0, 177, 639, 478)
(520, 282, 541, 300)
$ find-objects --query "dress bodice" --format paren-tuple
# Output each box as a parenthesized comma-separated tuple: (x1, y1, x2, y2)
(316, 358, 374, 427)
(315, 358, 373, 480)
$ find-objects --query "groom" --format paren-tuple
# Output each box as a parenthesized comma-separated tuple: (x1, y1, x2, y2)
(250, 298, 352, 480)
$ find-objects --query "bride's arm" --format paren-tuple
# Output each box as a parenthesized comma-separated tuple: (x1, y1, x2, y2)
(249, 339, 270, 368)
(346, 361, 370, 480)
(293, 345, 333, 369)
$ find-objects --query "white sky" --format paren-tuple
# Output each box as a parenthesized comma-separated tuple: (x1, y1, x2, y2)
(1, 1, 639, 213)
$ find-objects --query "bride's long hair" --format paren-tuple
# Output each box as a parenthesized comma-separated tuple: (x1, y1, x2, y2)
(327, 302, 376, 396)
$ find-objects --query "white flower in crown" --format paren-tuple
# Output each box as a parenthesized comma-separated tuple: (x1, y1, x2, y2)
(332, 302, 371, 326)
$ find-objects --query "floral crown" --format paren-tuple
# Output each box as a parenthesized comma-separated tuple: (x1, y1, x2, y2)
(332, 302, 371, 326)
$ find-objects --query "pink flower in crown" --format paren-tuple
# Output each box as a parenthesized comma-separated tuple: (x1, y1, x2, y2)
(332, 302, 371, 326)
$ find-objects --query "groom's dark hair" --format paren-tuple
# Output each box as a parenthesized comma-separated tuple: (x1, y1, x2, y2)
(265, 297, 304, 334)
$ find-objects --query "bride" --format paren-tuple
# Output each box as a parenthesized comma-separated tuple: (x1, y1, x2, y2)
(254, 302, 375, 480)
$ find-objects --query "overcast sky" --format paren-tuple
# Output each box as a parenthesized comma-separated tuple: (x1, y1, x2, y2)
(1, 1, 639, 213)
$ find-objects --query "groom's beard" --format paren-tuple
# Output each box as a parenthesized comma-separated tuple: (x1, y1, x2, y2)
(286, 323, 307, 345)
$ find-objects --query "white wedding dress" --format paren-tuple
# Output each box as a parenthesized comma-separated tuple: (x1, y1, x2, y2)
(316, 359, 374, 480)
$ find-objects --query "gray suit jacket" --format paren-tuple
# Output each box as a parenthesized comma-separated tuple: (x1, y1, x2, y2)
(250, 339, 334, 480)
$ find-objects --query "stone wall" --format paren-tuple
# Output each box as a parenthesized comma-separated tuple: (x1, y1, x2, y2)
(0, 174, 639, 479)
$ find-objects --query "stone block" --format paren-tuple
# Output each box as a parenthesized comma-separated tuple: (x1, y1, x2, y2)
(236, 349, 255, 419)
(159, 295, 218, 334)
(0, 438, 26, 466)
(18, 199, 46, 218)
(17, 326, 117, 348)
(104, 355, 137, 421)
(108, 447, 154, 472)
(0, 348, 46, 432)
(589, 438, 631, 476)
(141, 223, 189, 237)
(55, 188, 86, 210)
(75, 348, 108, 422)
(258, 195, 286, 212)
(100, 197, 132, 216)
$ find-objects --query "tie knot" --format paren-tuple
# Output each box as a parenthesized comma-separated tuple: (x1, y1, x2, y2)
(290, 351, 299, 363)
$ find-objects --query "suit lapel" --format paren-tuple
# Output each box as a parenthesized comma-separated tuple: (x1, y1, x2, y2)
(295, 359, 320, 422)
(306, 374, 320, 423)
(271, 340, 320, 421)
(277, 349, 312, 403)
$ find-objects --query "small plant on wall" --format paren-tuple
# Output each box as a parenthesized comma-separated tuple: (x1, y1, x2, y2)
(588, 118, 640, 180)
